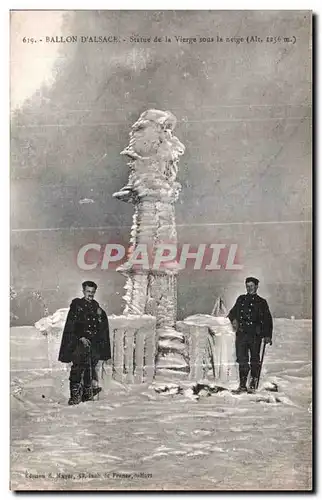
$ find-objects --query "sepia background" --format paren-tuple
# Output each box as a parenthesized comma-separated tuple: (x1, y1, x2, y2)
(10, 10, 312, 325)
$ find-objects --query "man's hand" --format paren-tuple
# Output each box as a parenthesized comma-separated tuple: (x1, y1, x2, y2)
(97, 307, 103, 322)
(264, 337, 272, 345)
(231, 319, 239, 332)
(79, 337, 91, 350)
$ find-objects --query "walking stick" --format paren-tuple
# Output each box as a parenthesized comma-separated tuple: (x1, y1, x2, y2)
(256, 340, 267, 390)
(88, 343, 101, 401)
(89, 347, 93, 396)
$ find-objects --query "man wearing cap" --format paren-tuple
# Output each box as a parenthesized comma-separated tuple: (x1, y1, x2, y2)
(228, 277, 273, 394)
(58, 281, 111, 405)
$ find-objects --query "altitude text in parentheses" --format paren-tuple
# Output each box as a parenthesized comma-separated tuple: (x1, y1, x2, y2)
(246, 35, 263, 43)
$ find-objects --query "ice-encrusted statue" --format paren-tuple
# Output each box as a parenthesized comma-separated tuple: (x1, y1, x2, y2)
(113, 109, 188, 378)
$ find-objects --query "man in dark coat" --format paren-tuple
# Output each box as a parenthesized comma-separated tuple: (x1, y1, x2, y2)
(58, 281, 111, 405)
(228, 277, 273, 394)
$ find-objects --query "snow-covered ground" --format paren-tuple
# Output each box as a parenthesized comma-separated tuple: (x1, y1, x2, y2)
(10, 319, 312, 491)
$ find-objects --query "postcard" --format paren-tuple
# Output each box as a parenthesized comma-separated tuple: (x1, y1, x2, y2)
(10, 10, 312, 491)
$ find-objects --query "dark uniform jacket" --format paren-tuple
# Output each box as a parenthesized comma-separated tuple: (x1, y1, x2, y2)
(228, 294, 273, 339)
(58, 297, 111, 363)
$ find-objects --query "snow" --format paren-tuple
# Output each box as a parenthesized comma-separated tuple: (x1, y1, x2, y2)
(11, 318, 312, 491)
(34, 308, 68, 334)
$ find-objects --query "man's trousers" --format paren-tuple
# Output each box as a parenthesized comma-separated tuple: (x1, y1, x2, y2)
(69, 341, 99, 388)
(235, 331, 262, 383)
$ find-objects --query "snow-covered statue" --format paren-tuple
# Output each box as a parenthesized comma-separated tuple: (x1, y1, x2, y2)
(113, 109, 188, 378)
(114, 109, 184, 204)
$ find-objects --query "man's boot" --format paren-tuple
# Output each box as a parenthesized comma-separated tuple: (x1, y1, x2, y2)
(82, 386, 102, 402)
(68, 382, 82, 406)
(232, 366, 249, 394)
(93, 386, 102, 398)
(232, 385, 248, 394)
(248, 377, 258, 394)
(248, 363, 260, 393)
(82, 386, 93, 402)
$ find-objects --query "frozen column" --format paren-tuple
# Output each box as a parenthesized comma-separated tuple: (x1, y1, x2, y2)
(113, 109, 188, 378)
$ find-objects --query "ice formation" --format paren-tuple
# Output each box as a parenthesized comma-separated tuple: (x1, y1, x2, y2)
(109, 315, 156, 384)
(113, 109, 188, 378)
(176, 314, 238, 387)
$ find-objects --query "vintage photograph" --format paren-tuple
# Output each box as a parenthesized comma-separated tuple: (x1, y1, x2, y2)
(10, 10, 312, 490)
